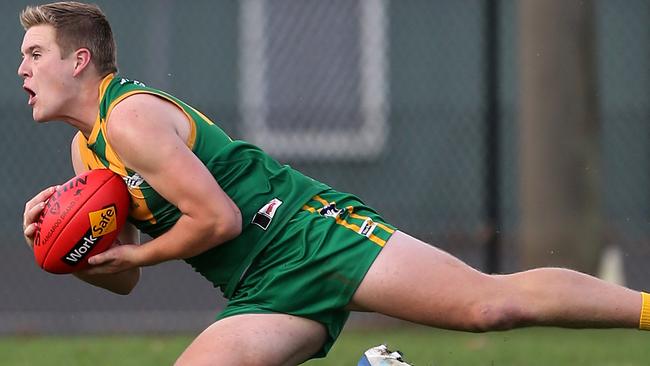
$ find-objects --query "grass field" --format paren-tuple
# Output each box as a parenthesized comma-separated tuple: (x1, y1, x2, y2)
(2, 326, 650, 365)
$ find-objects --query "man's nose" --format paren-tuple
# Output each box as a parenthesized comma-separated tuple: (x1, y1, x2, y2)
(18, 58, 30, 78)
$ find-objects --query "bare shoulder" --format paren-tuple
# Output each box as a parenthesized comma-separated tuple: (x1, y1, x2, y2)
(103, 93, 192, 171)
(106, 93, 189, 145)
(108, 94, 175, 131)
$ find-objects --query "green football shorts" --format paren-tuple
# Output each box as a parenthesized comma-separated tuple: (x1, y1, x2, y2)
(216, 189, 396, 358)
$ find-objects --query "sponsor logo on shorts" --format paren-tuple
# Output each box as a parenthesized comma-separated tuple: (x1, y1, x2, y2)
(319, 202, 343, 219)
(359, 218, 377, 237)
(252, 198, 283, 230)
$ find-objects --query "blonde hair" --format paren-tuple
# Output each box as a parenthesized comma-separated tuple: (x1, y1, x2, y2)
(20, 1, 117, 75)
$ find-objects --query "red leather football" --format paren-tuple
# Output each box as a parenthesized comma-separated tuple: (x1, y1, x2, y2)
(33, 169, 130, 274)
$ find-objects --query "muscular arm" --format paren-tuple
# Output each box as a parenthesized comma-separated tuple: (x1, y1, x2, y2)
(70, 134, 141, 295)
(88, 93, 242, 271)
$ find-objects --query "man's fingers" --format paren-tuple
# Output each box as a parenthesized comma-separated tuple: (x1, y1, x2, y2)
(22, 186, 59, 250)
(25, 186, 57, 209)
(88, 252, 112, 266)
(23, 223, 38, 248)
(24, 222, 37, 236)
(23, 186, 58, 229)
(84, 255, 117, 275)
(24, 201, 46, 224)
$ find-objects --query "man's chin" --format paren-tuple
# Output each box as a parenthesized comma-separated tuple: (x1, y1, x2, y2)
(32, 110, 50, 122)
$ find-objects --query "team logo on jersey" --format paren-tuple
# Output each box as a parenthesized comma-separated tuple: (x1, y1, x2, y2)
(359, 218, 377, 238)
(252, 198, 283, 230)
(123, 173, 145, 189)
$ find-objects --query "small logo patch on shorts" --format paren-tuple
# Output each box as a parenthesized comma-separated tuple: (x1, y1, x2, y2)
(252, 198, 283, 230)
(359, 218, 377, 237)
(319, 202, 343, 219)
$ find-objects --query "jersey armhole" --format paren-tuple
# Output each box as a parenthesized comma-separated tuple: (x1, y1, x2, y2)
(105, 90, 198, 150)
(74, 131, 102, 171)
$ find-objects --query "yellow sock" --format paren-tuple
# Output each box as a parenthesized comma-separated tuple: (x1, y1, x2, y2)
(639, 292, 650, 330)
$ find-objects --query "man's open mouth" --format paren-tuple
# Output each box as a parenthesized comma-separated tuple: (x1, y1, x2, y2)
(23, 86, 36, 105)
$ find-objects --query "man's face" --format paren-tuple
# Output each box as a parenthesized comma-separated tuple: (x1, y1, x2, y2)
(18, 24, 76, 122)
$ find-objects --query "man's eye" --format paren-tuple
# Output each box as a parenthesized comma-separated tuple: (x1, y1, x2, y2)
(32, 53, 41, 59)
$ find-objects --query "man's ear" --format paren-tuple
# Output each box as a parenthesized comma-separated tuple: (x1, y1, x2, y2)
(72, 48, 92, 77)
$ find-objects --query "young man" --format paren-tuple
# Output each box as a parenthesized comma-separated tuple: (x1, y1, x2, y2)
(18, 2, 650, 365)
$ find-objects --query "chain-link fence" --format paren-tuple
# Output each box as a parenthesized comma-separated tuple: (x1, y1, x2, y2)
(1, 0, 649, 335)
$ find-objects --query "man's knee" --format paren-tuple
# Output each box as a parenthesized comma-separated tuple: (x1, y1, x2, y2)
(464, 276, 533, 332)
(466, 299, 529, 332)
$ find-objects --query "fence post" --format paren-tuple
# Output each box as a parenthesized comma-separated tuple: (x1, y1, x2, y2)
(518, 0, 603, 273)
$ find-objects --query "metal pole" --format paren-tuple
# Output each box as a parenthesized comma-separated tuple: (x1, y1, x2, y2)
(484, 0, 501, 274)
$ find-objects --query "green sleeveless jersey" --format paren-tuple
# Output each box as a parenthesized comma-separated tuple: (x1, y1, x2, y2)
(77, 74, 329, 297)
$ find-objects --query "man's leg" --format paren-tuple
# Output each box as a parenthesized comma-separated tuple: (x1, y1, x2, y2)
(175, 313, 327, 366)
(348, 231, 641, 331)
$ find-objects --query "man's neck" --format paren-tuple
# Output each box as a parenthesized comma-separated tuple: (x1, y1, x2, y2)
(62, 75, 104, 138)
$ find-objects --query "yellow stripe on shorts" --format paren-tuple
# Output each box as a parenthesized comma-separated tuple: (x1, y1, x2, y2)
(302, 198, 392, 247)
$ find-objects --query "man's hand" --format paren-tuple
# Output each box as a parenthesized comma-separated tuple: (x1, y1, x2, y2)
(84, 244, 145, 275)
(22, 186, 58, 249)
